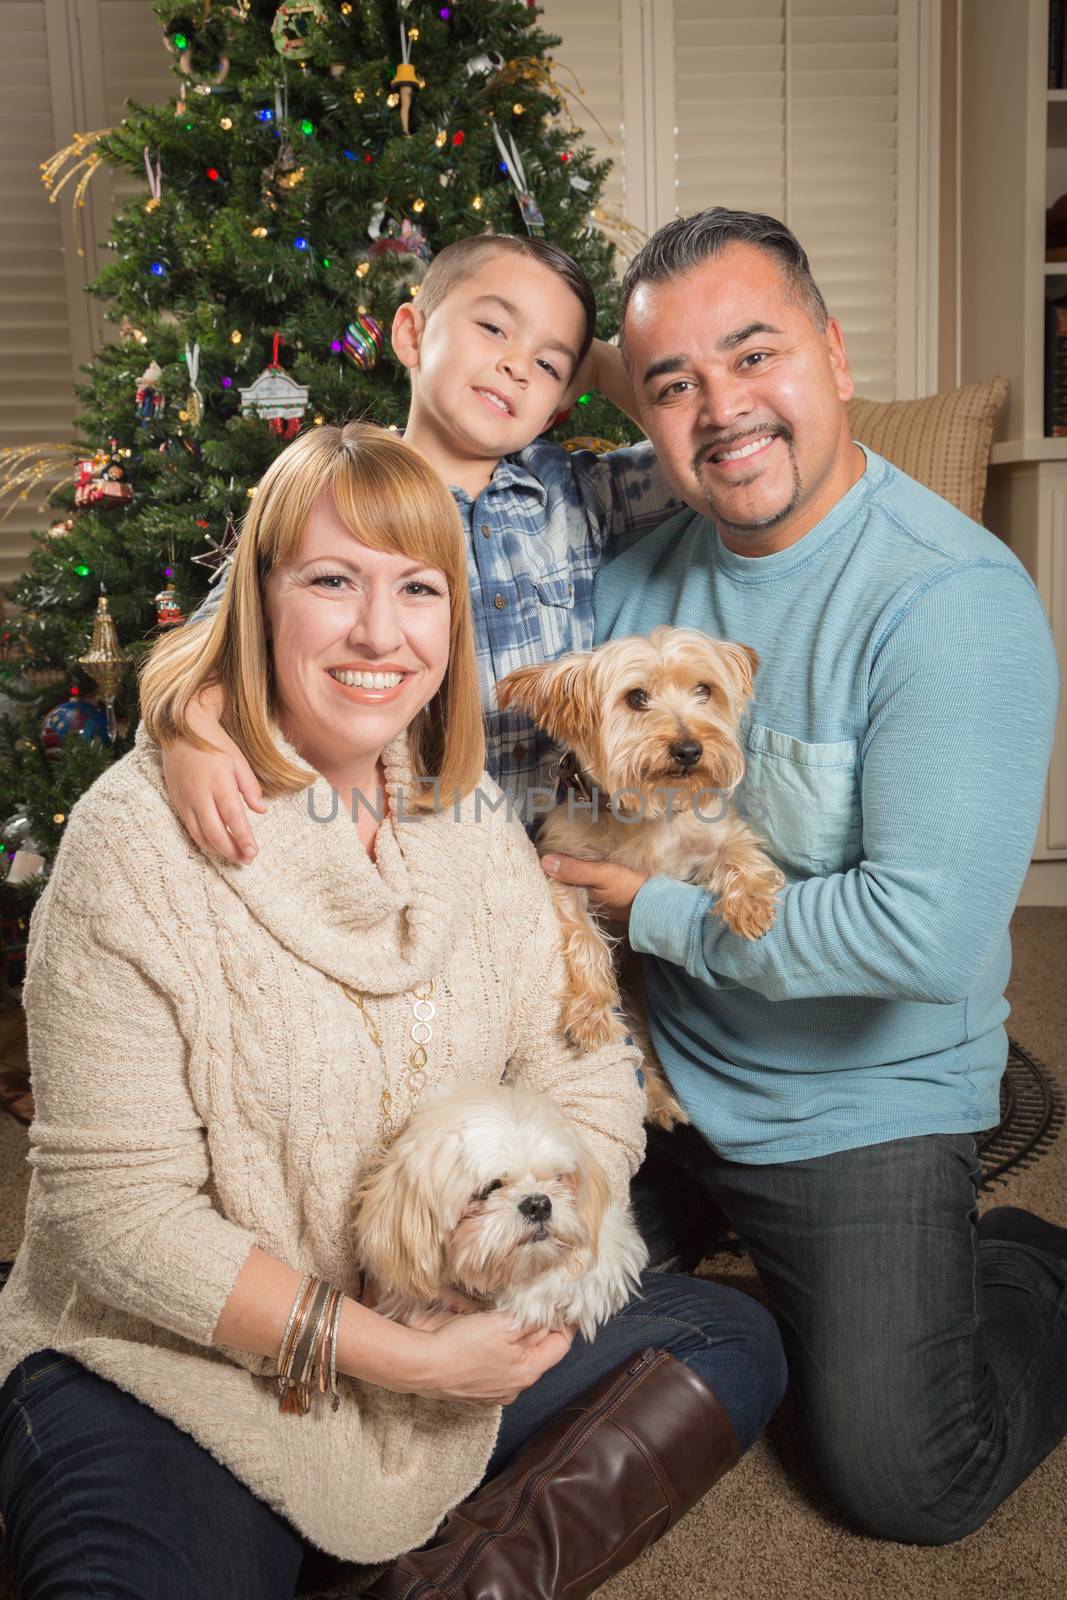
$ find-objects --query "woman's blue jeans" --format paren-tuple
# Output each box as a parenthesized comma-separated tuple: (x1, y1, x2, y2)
(0, 1271, 785, 1599)
(633, 1124, 1067, 1545)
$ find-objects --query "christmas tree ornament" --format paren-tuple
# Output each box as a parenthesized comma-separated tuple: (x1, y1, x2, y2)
(41, 686, 111, 756)
(46, 517, 74, 541)
(158, 432, 200, 467)
(135, 360, 166, 424)
(73, 442, 133, 509)
(466, 52, 504, 78)
(183, 341, 204, 427)
(343, 312, 384, 371)
(77, 592, 130, 740)
(271, 1, 327, 61)
(155, 582, 186, 629)
(143, 147, 163, 213)
(239, 333, 309, 439)
(191, 513, 239, 586)
(391, 25, 420, 136)
(367, 216, 433, 293)
(491, 121, 544, 236)
(261, 139, 301, 207)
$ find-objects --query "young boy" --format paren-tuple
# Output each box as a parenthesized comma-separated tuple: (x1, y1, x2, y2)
(166, 235, 678, 858)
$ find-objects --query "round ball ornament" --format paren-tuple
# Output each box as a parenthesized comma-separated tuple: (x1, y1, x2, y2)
(41, 687, 111, 755)
(343, 312, 384, 371)
(271, 0, 327, 60)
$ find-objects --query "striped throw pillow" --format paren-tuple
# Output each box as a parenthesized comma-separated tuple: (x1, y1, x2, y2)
(847, 377, 1008, 524)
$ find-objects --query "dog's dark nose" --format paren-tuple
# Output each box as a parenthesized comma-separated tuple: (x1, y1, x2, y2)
(519, 1193, 552, 1223)
(670, 739, 703, 768)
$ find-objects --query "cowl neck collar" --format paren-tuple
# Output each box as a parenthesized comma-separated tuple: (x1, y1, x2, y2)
(134, 726, 494, 994)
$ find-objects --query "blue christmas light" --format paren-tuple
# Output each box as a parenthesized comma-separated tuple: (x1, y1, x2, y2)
(499, 161, 509, 172)
(343, 149, 356, 160)
(256, 108, 273, 122)
(150, 261, 166, 277)
(293, 236, 309, 250)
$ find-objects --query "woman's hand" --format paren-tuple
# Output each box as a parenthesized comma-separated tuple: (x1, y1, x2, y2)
(398, 1312, 573, 1405)
(161, 687, 266, 864)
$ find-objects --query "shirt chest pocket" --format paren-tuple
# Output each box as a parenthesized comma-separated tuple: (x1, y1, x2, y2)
(530, 570, 575, 609)
(736, 723, 862, 880)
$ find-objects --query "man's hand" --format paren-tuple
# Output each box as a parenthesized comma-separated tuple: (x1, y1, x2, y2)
(540, 854, 649, 925)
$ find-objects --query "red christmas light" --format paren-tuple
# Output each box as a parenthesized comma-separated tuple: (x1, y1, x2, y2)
(363, 153, 373, 164)
(453, 130, 465, 146)
(206, 167, 220, 181)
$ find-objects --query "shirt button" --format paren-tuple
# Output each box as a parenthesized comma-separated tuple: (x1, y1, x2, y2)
(513, 743, 527, 763)
(481, 523, 491, 538)
(493, 594, 507, 609)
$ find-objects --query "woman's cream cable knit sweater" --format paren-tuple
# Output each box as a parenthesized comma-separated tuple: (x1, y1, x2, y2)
(0, 727, 646, 1562)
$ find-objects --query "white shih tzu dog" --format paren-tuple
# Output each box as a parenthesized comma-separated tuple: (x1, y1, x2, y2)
(352, 1086, 648, 1340)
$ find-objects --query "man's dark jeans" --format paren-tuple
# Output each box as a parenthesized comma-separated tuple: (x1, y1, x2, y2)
(633, 1125, 1067, 1544)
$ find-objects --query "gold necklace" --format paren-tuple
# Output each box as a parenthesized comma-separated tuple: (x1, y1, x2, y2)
(339, 978, 436, 1144)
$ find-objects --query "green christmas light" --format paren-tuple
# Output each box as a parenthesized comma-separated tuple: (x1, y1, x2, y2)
(74, 564, 90, 577)
(300, 119, 314, 136)
(174, 33, 188, 50)
(577, 393, 591, 405)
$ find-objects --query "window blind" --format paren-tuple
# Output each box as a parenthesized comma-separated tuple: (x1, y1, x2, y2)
(672, 0, 901, 399)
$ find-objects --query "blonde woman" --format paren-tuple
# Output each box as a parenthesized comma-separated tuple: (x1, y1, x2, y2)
(0, 424, 784, 1599)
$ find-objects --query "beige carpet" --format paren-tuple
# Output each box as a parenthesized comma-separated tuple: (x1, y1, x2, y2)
(0, 907, 1064, 1599)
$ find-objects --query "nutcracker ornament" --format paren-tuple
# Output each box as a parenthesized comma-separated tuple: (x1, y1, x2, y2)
(135, 359, 166, 424)
(391, 25, 420, 135)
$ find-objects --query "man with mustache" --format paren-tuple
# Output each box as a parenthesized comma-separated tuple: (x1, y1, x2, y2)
(540, 208, 1066, 1544)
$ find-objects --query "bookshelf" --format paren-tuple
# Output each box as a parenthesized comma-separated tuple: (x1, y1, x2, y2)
(961, 0, 1067, 877)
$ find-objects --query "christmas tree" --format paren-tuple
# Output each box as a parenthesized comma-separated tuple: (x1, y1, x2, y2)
(0, 0, 636, 935)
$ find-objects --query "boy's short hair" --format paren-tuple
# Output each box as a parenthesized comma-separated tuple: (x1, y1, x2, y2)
(417, 235, 597, 364)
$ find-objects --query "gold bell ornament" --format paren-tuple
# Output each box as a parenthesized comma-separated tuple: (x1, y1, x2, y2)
(77, 592, 131, 741)
(391, 25, 420, 135)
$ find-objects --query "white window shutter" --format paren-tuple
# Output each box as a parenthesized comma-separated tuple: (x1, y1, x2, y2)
(537, 0, 628, 222)
(0, 0, 171, 591)
(0, 1, 79, 591)
(671, 0, 904, 402)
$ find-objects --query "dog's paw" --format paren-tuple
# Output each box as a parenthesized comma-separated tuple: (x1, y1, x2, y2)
(564, 997, 629, 1053)
(644, 1074, 689, 1131)
(718, 884, 780, 941)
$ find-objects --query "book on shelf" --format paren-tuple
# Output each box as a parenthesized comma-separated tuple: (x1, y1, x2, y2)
(1045, 296, 1067, 434)
(1052, 0, 1065, 89)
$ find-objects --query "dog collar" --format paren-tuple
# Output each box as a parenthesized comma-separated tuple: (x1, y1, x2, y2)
(553, 750, 599, 806)
(446, 1280, 496, 1311)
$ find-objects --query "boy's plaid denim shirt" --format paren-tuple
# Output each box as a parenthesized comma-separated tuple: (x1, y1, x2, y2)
(190, 438, 679, 809)
(455, 439, 678, 807)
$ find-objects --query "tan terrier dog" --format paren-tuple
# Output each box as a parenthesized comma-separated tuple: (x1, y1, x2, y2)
(498, 626, 784, 1127)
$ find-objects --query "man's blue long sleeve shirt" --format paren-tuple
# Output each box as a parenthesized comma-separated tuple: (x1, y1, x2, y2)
(594, 449, 1059, 1163)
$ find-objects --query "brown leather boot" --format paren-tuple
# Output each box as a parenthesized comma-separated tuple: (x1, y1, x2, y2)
(362, 1346, 741, 1599)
